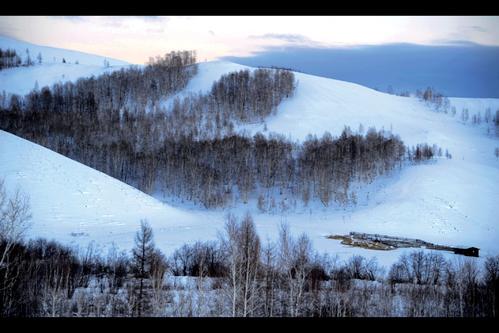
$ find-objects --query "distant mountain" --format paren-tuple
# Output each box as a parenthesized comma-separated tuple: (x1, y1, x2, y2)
(223, 43, 499, 98)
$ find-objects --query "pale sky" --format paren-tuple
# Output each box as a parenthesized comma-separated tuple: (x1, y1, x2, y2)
(1, 16, 498, 64)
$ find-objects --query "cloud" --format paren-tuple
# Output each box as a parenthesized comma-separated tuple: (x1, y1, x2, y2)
(248, 33, 329, 49)
(59, 16, 87, 22)
(470, 25, 486, 33)
(252, 33, 310, 43)
(0, 25, 19, 37)
(429, 39, 482, 47)
(249, 33, 319, 44)
(140, 16, 166, 22)
(146, 27, 165, 34)
(56, 16, 168, 28)
(222, 42, 499, 98)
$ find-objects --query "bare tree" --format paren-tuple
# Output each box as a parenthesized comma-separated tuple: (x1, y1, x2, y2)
(221, 213, 261, 317)
(0, 179, 32, 268)
(484, 256, 499, 317)
(278, 223, 313, 317)
(149, 249, 168, 316)
(131, 219, 155, 317)
(455, 258, 481, 317)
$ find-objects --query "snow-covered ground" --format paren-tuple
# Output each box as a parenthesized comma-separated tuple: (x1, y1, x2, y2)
(160, 60, 251, 109)
(0, 129, 222, 254)
(1, 45, 498, 266)
(448, 97, 499, 117)
(0, 35, 130, 96)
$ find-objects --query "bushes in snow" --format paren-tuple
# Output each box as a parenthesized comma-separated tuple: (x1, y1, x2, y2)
(171, 241, 226, 278)
(1, 212, 498, 317)
(388, 251, 447, 285)
(407, 143, 440, 163)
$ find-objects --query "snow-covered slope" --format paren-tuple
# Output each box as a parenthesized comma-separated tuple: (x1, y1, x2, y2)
(448, 97, 499, 118)
(1, 59, 498, 265)
(0, 129, 224, 254)
(0, 36, 131, 96)
(0, 35, 128, 67)
(161, 60, 250, 109)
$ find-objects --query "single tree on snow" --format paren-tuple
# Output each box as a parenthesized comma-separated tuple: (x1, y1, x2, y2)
(131, 220, 156, 317)
(24, 48, 33, 66)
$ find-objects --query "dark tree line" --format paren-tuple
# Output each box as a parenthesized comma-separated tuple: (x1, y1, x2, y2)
(298, 128, 406, 206)
(0, 48, 39, 70)
(210, 68, 295, 122)
(0, 95, 434, 209)
(20, 50, 197, 116)
(150, 68, 295, 139)
(407, 143, 441, 162)
(154, 129, 415, 208)
(1, 213, 497, 317)
(0, 48, 22, 69)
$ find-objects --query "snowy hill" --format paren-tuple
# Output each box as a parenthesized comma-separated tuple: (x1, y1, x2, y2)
(0, 35, 128, 67)
(0, 129, 224, 254)
(0, 35, 131, 96)
(1, 57, 498, 265)
(165, 61, 499, 261)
